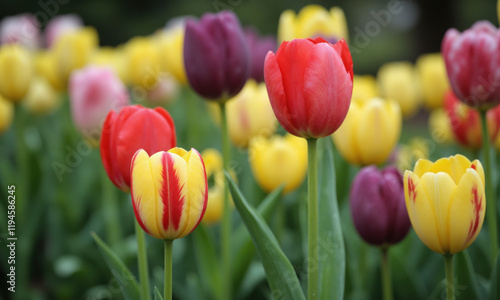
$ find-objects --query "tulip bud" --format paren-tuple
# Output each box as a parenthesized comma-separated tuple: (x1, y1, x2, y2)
(0, 44, 33, 102)
(45, 14, 82, 48)
(442, 21, 500, 110)
(332, 97, 401, 166)
(244, 27, 277, 82)
(264, 37, 353, 138)
(249, 134, 307, 194)
(125, 37, 161, 90)
(352, 75, 378, 102)
(131, 148, 208, 240)
(350, 166, 410, 246)
(155, 19, 187, 84)
(404, 154, 485, 254)
(183, 10, 249, 100)
(100, 105, 177, 192)
(69, 66, 129, 146)
(416, 53, 449, 110)
(0, 14, 40, 50)
(0, 95, 14, 134)
(24, 77, 61, 115)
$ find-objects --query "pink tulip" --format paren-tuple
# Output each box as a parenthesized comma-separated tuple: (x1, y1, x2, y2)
(0, 14, 40, 50)
(45, 14, 83, 48)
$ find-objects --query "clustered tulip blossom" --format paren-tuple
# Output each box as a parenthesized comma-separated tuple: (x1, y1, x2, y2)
(0, 44, 33, 102)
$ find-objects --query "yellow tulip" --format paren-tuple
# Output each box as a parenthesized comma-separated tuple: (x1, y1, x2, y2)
(201, 148, 224, 225)
(125, 37, 161, 90)
(332, 97, 401, 166)
(378, 61, 421, 118)
(278, 5, 348, 43)
(53, 27, 98, 84)
(24, 77, 61, 115)
(416, 53, 449, 109)
(34, 51, 64, 91)
(0, 44, 33, 102)
(0, 95, 14, 133)
(404, 154, 485, 254)
(352, 75, 379, 102)
(395, 137, 430, 173)
(428, 108, 454, 144)
(155, 26, 187, 84)
(249, 134, 307, 194)
(90, 47, 129, 84)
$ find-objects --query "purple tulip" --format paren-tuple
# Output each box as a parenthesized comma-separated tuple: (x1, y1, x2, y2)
(244, 26, 276, 82)
(350, 166, 411, 246)
(183, 10, 249, 100)
(441, 20, 500, 110)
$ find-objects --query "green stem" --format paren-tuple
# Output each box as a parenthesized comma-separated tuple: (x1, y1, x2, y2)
(480, 110, 498, 260)
(307, 138, 319, 300)
(381, 248, 393, 300)
(444, 254, 454, 300)
(164, 240, 173, 300)
(219, 102, 232, 300)
(101, 166, 121, 247)
(135, 219, 151, 300)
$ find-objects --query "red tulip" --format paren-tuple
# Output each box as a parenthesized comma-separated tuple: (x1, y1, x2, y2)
(441, 21, 500, 110)
(100, 105, 177, 192)
(264, 37, 353, 138)
(444, 89, 500, 150)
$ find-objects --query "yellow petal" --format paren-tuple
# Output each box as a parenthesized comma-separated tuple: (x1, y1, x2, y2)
(471, 160, 485, 187)
(277, 9, 297, 43)
(332, 100, 361, 164)
(413, 158, 435, 177)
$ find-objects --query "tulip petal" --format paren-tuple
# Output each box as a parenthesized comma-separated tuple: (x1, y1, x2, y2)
(470, 160, 485, 186)
(331, 39, 353, 81)
(332, 101, 361, 164)
(413, 158, 433, 177)
(448, 168, 485, 253)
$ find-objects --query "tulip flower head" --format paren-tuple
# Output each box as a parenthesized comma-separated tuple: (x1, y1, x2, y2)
(332, 97, 401, 166)
(0, 14, 40, 50)
(416, 53, 449, 110)
(244, 27, 277, 82)
(125, 37, 161, 90)
(264, 37, 353, 138)
(442, 21, 500, 110)
(352, 75, 379, 102)
(428, 108, 454, 145)
(131, 148, 208, 240)
(200, 148, 228, 225)
(156, 18, 188, 84)
(0, 44, 33, 102)
(183, 10, 250, 100)
(100, 105, 177, 192)
(404, 154, 485, 254)
(24, 77, 61, 116)
(350, 166, 410, 246)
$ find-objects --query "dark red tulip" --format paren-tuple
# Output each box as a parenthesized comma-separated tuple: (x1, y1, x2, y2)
(244, 26, 277, 82)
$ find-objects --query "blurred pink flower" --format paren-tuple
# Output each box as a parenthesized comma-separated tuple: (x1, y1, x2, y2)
(45, 14, 83, 48)
(0, 14, 40, 50)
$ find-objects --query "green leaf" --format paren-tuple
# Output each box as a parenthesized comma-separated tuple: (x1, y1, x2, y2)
(225, 172, 305, 300)
(317, 138, 345, 300)
(154, 287, 163, 300)
(231, 185, 285, 292)
(193, 225, 223, 300)
(488, 250, 500, 300)
(91, 232, 140, 300)
(454, 250, 482, 300)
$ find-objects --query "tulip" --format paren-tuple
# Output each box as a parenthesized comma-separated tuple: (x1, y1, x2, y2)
(278, 5, 348, 43)
(244, 27, 277, 82)
(201, 148, 225, 225)
(332, 97, 401, 166)
(69, 66, 129, 145)
(442, 21, 500, 110)
(0, 44, 33, 102)
(45, 14, 83, 48)
(350, 166, 410, 246)
(416, 53, 449, 110)
(90, 47, 129, 84)
(404, 154, 485, 254)
(183, 10, 249, 100)
(156, 19, 187, 84)
(249, 134, 308, 194)
(444, 90, 500, 150)
(0, 14, 40, 50)
(34, 51, 64, 91)
(131, 147, 208, 240)
(352, 75, 379, 102)
(0, 94, 13, 134)
(428, 108, 454, 144)
(53, 27, 98, 84)
(125, 37, 161, 90)
(100, 105, 177, 192)
(24, 77, 61, 116)
(394, 137, 430, 174)
(264, 37, 353, 138)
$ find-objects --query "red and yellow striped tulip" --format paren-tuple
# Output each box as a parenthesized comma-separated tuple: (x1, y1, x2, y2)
(131, 148, 208, 240)
(404, 154, 485, 254)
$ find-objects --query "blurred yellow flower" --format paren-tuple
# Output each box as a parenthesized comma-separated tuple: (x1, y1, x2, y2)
(404, 154, 485, 254)
(352, 75, 378, 102)
(428, 108, 454, 144)
(396, 137, 430, 173)
(0, 94, 14, 133)
(201, 148, 224, 225)
(53, 27, 98, 85)
(249, 134, 307, 194)
(278, 5, 348, 43)
(155, 25, 187, 84)
(0, 44, 33, 102)
(24, 77, 61, 115)
(34, 51, 64, 92)
(90, 47, 129, 84)
(333, 97, 401, 166)
(378, 61, 421, 118)
(416, 53, 449, 110)
(125, 37, 161, 90)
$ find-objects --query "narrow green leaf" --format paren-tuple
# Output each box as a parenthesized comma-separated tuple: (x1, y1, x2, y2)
(488, 250, 500, 300)
(91, 232, 140, 300)
(231, 186, 285, 291)
(454, 250, 481, 300)
(317, 138, 345, 300)
(225, 173, 305, 300)
(154, 287, 163, 300)
(193, 225, 223, 300)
